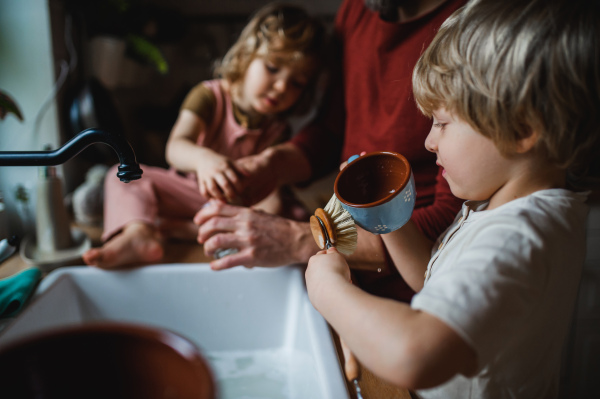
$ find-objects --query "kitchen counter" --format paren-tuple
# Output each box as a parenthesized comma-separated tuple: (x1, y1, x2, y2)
(0, 231, 411, 399)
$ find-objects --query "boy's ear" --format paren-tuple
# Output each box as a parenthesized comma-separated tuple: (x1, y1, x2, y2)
(515, 130, 540, 154)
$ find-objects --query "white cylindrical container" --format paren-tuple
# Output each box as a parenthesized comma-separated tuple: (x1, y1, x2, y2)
(0, 191, 7, 241)
(36, 166, 73, 253)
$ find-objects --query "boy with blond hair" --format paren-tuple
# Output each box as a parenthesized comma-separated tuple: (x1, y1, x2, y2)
(305, 0, 600, 397)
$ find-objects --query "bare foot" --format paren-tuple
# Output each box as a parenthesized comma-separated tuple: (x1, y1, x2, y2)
(82, 222, 164, 269)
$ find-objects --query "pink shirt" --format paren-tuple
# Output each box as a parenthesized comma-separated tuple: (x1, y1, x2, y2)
(186, 80, 288, 160)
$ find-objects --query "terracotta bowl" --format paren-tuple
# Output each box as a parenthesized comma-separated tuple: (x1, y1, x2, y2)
(0, 322, 216, 399)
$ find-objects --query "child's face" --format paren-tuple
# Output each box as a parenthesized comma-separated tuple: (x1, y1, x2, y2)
(425, 108, 513, 202)
(238, 54, 313, 115)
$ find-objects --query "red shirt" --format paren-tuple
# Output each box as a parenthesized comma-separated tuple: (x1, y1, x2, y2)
(292, 0, 466, 300)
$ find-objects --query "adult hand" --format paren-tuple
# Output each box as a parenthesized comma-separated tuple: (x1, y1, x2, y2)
(196, 153, 244, 203)
(194, 200, 316, 270)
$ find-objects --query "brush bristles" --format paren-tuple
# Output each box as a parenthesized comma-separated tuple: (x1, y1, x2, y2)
(323, 194, 357, 255)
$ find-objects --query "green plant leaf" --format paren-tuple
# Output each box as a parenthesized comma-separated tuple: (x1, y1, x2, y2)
(0, 90, 24, 121)
(125, 34, 169, 74)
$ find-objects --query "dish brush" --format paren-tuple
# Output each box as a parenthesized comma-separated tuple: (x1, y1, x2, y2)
(309, 194, 357, 255)
(309, 195, 362, 397)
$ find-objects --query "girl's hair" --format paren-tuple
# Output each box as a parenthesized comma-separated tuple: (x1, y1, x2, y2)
(215, 2, 327, 116)
(413, 0, 600, 187)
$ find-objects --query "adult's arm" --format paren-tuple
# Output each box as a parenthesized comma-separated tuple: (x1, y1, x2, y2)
(233, 142, 313, 206)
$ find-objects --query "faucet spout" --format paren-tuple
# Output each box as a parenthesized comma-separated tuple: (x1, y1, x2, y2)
(0, 128, 143, 182)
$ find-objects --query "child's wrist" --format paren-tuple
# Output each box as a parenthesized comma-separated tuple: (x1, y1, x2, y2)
(308, 270, 349, 311)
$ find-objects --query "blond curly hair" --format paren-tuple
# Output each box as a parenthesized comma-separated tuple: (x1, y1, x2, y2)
(215, 3, 327, 116)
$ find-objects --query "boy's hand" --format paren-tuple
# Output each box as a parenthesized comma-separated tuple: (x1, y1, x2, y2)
(305, 247, 352, 305)
(197, 153, 244, 203)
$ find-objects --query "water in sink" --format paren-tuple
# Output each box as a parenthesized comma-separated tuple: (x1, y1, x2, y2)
(208, 348, 320, 399)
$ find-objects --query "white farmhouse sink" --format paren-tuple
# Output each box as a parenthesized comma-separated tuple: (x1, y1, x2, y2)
(0, 264, 349, 399)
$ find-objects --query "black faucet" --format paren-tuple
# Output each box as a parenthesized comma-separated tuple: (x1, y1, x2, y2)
(0, 128, 143, 182)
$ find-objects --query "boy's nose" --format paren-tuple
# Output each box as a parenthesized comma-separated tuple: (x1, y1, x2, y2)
(424, 129, 437, 153)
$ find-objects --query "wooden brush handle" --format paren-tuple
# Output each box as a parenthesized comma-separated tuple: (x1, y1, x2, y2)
(340, 337, 360, 382)
(315, 208, 337, 244)
(310, 215, 327, 249)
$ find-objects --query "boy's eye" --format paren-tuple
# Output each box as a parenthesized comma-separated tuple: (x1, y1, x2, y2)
(433, 122, 447, 130)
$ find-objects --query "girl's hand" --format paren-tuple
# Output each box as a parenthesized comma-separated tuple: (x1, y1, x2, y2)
(305, 247, 352, 305)
(197, 153, 244, 203)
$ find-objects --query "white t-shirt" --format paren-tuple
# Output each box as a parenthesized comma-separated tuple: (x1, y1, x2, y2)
(412, 189, 589, 399)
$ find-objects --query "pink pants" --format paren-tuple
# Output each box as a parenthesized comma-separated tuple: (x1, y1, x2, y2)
(102, 164, 207, 241)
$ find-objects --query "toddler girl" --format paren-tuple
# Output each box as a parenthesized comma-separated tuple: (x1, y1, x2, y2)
(83, 3, 326, 269)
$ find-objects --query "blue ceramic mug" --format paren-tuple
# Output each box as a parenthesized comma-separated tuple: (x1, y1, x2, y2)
(334, 151, 415, 234)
